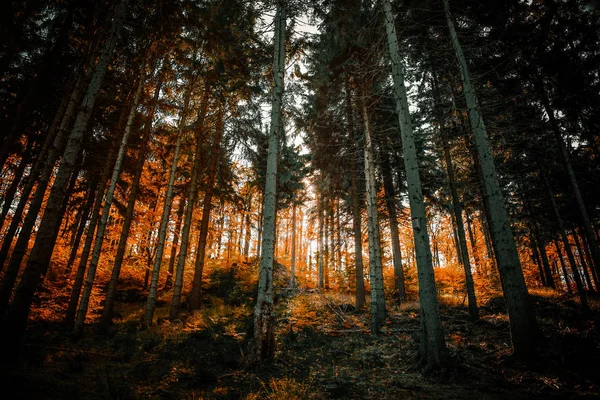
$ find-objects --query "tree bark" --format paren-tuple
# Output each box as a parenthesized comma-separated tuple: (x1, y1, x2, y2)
(359, 88, 386, 333)
(444, 0, 537, 357)
(380, 150, 406, 302)
(64, 101, 127, 329)
(252, 0, 285, 364)
(537, 80, 600, 280)
(384, 0, 447, 369)
(290, 202, 297, 287)
(346, 83, 366, 309)
(142, 83, 192, 326)
(188, 104, 224, 312)
(543, 171, 589, 311)
(73, 62, 146, 337)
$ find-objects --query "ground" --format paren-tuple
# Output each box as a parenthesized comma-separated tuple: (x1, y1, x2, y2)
(1, 265, 600, 399)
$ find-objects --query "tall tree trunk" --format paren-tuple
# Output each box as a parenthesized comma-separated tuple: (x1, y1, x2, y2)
(465, 209, 482, 275)
(99, 69, 165, 330)
(554, 238, 572, 293)
(384, 0, 447, 369)
(290, 202, 297, 287)
(581, 228, 600, 288)
(543, 171, 589, 312)
(64, 104, 126, 329)
(318, 193, 325, 290)
(572, 229, 594, 291)
(142, 84, 192, 326)
(64, 179, 97, 274)
(0, 141, 34, 234)
(188, 105, 224, 311)
(432, 71, 478, 319)
(73, 63, 145, 337)
(346, 82, 366, 309)
(536, 80, 600, 278)
(381, 150, 406, 302)
(359, 88, 386, 333)
(444, 0, 537, 357)
(0, 0, 129, 348)
(243, 192, 252, 259)
(164, 197, 185, 290)
(0, 65, 87, 272)
(252, 0, 285, 364)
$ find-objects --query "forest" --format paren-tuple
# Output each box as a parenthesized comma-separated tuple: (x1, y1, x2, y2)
(1, 0, 600, 398)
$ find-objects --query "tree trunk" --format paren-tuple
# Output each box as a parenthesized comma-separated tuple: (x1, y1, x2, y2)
(381, 150, 406, 302)
(543, 171, 589, 312)
(318, 193, 324, 290)
(0, 0, 128, 348)
(537, 80, 600, 279)
(346, 82, 366, 309)
(572, 229, 594, 291)
(554, 238, 572, 293)
(64, 179, 97, 274)
(99, 69, 165, 330)
(359, 87, 386, 333)
(142, 83, 192, 326)
(444, 0, 537, 357)
(164, 197, 185, 290)
(73, 63, 145, 337)
(431, 71, 478, 319)
(244, 192, 252, 259)
(188, 104, 224, 311)
(252, 0, 285, 364)
(0, 141, 33, 234)
(290, 202, 297, 287)
(384, 0, 447, 369)
(64, 101, 126, 329)
(0, 64, 87, 273)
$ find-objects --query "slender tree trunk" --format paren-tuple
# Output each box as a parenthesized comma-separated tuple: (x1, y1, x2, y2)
(537, 81, 600, 277)
(98, 70, 165, 330)
(244, 192, 252, 259)
(290, 202, 297, 287)
(0, 65, 87, 272)
(530, 236, 547, 286)
(0, 0, 129, 348)
(554, 238, 572, 293)
(359, 88, 386, 333)
(164, 197, 185, 290)
(444, 0, 537, 357)
(465, 209, 482, 275)
(0, 141, 34, 233)
(431, 71, 478, 319)
(64, 179, 97, 274)
(142, 84, 192, 326)
(543, 171, 589, 312)
(73, 64, 145, 337)
(572, 230, 594, 291)
(64, 104, 126, 329)
(581, 229, 600, 289)
(318, 193, 324, 290)
(346, 82, 365, 308)
(252, 0, 285, 364)
(384, 0, 446, 369)
(188, 105, 224, 311)
(381, 151, 406, 301)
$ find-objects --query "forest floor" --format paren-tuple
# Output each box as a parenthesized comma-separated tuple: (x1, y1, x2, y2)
(2, 264, 600, 399)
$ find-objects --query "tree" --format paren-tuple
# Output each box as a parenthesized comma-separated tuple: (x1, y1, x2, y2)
(443, 0, 538, 357)
(383, 0, 447, 370)
(0, 0, 129, 349)
(251, 0, 285, 364)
